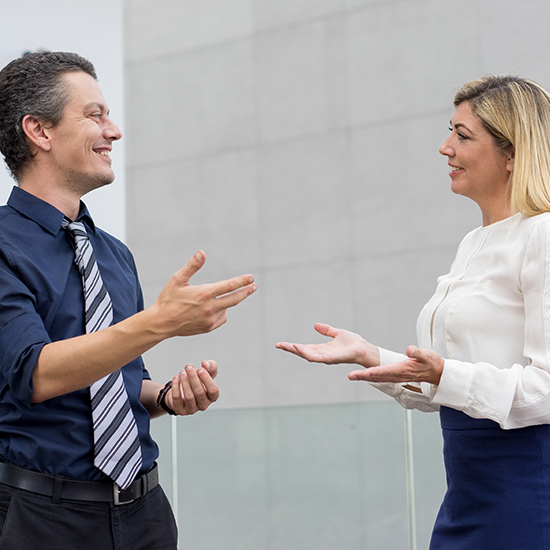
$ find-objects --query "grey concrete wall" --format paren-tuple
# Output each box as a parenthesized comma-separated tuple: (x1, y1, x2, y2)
(123, 0, 550, 409)
(124, 1, 550, 548)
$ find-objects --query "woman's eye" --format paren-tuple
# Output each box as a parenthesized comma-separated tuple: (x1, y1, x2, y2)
(449, 126, 468, 140)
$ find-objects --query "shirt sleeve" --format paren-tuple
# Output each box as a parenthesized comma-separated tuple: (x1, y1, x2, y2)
(0, 262, 50, 406)
(432, 218, 550, 429)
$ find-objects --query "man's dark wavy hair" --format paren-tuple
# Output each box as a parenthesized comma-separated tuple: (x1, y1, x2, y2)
(0, 51, 97, 180)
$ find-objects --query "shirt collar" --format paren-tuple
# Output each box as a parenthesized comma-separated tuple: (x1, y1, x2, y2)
(7, 186, 96, 235)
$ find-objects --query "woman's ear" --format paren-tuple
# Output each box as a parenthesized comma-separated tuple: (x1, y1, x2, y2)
(506, 147, 515, 172)
(21, 115, 52, 152)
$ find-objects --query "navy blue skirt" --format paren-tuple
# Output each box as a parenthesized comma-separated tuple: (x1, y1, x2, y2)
(430, 407, 550, 550)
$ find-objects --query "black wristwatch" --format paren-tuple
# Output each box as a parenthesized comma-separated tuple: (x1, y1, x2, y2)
(156, 380, 177, 415)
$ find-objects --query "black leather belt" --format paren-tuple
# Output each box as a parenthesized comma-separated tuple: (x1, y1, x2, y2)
(0, 462, 159, 505)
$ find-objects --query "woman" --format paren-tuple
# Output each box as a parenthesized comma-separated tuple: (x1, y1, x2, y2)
(276, 75, 550, 549)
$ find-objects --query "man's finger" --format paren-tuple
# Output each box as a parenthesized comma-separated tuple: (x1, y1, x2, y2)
(170, 373, 183, 409)
(201, 359, 218, 379)
(185, 365, 210, 410)
(197, 368, 220, 402)
(211, 281, 257, 310)
(179, 368, 198, 414)
(175, 251, 207, 285)
(205, 274, 256, 300)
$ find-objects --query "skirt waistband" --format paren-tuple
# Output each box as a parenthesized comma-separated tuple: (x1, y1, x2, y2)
(439, 406, 501, 430)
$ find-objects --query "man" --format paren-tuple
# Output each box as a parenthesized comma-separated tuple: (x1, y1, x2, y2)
(0, 51, 256, 549)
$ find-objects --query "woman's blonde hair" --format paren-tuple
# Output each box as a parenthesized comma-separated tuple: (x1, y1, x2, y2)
(454, 75, 550, 216)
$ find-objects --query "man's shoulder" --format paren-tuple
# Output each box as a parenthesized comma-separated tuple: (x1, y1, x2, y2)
(0, 202, 47, 235)
(0, 204, 16, 220)
(0, 204, 22, 232)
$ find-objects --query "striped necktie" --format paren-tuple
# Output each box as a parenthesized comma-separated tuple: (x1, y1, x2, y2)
(63, 219, 142, 489)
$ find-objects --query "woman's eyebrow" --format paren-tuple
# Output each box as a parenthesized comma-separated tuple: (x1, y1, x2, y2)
(450, 120, 473, 133)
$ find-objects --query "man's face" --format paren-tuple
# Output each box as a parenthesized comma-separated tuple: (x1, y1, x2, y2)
(47, 71, 122, 196)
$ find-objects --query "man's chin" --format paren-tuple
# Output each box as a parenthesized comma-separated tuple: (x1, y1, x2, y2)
(84, 176, 114, 194)
(63, 170, 116, 198)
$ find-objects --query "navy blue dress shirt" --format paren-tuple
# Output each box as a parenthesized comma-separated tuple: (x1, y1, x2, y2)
(0, 186, 159, 481)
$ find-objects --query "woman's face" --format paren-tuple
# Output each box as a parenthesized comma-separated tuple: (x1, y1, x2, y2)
(439, 101, 513, 212)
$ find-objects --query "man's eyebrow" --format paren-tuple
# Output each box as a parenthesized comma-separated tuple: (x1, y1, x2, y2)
(83, 102, 109, 114)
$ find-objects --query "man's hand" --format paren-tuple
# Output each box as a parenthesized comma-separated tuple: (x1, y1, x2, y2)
(348, 346, 444, 386)
(276, 323, 380, 367)
(152, 251, 256, 338)
(33, 252, 254, 403)
(167, 360, 220, 415)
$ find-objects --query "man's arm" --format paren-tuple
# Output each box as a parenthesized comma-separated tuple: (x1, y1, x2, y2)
(140, 360, 220, 418)
(32, 252, 255, 402)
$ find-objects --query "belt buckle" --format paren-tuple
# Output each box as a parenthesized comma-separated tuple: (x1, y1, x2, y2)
(113, 483, 134, 506)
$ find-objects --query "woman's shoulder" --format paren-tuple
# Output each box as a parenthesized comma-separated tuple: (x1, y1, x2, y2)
(517, 211, 550, 235)
(457, 212, 550, 252)
(511, 212, 550, 258)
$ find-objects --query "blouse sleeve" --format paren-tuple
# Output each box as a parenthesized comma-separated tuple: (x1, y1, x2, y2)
(432, 218, 550, 429)
(368, 347, 441, 413)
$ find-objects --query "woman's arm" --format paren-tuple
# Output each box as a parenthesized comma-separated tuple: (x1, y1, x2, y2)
(276, 323, 443, 413)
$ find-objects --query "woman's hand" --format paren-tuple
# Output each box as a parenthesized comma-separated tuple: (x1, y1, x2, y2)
(348, 346, 443, 386)
(276, 323, 380, 367)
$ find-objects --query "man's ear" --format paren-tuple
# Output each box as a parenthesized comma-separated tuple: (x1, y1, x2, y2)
(21, 115, 52, 152)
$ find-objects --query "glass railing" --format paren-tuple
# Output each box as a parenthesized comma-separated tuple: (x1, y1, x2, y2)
(151, 401, 446, 550)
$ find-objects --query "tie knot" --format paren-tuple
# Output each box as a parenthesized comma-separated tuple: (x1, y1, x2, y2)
(62, 218, 88, 243)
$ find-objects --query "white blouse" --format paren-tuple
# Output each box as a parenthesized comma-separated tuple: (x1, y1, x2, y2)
(374, 212, 550, 429)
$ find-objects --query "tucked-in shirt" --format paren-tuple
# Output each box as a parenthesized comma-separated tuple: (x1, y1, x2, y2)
(374, 212, 550, 429)
(0, 186, 158, 481)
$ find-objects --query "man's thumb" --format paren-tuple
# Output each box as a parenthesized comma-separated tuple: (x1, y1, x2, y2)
(177, 250, 206, 284)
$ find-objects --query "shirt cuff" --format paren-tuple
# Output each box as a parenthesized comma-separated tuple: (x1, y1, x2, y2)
(0, 313, 49, 406)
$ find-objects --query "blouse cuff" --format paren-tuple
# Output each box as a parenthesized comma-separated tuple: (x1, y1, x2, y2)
(377, 348, 437, 401)
(378, 347, 407, 366)
(431, 359, 474, 409)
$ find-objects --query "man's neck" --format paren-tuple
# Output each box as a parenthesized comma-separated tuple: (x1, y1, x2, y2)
(18, 172, 81, 221)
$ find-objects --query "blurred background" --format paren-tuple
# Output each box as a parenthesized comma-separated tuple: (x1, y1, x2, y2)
(2, 1, 550, 548)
